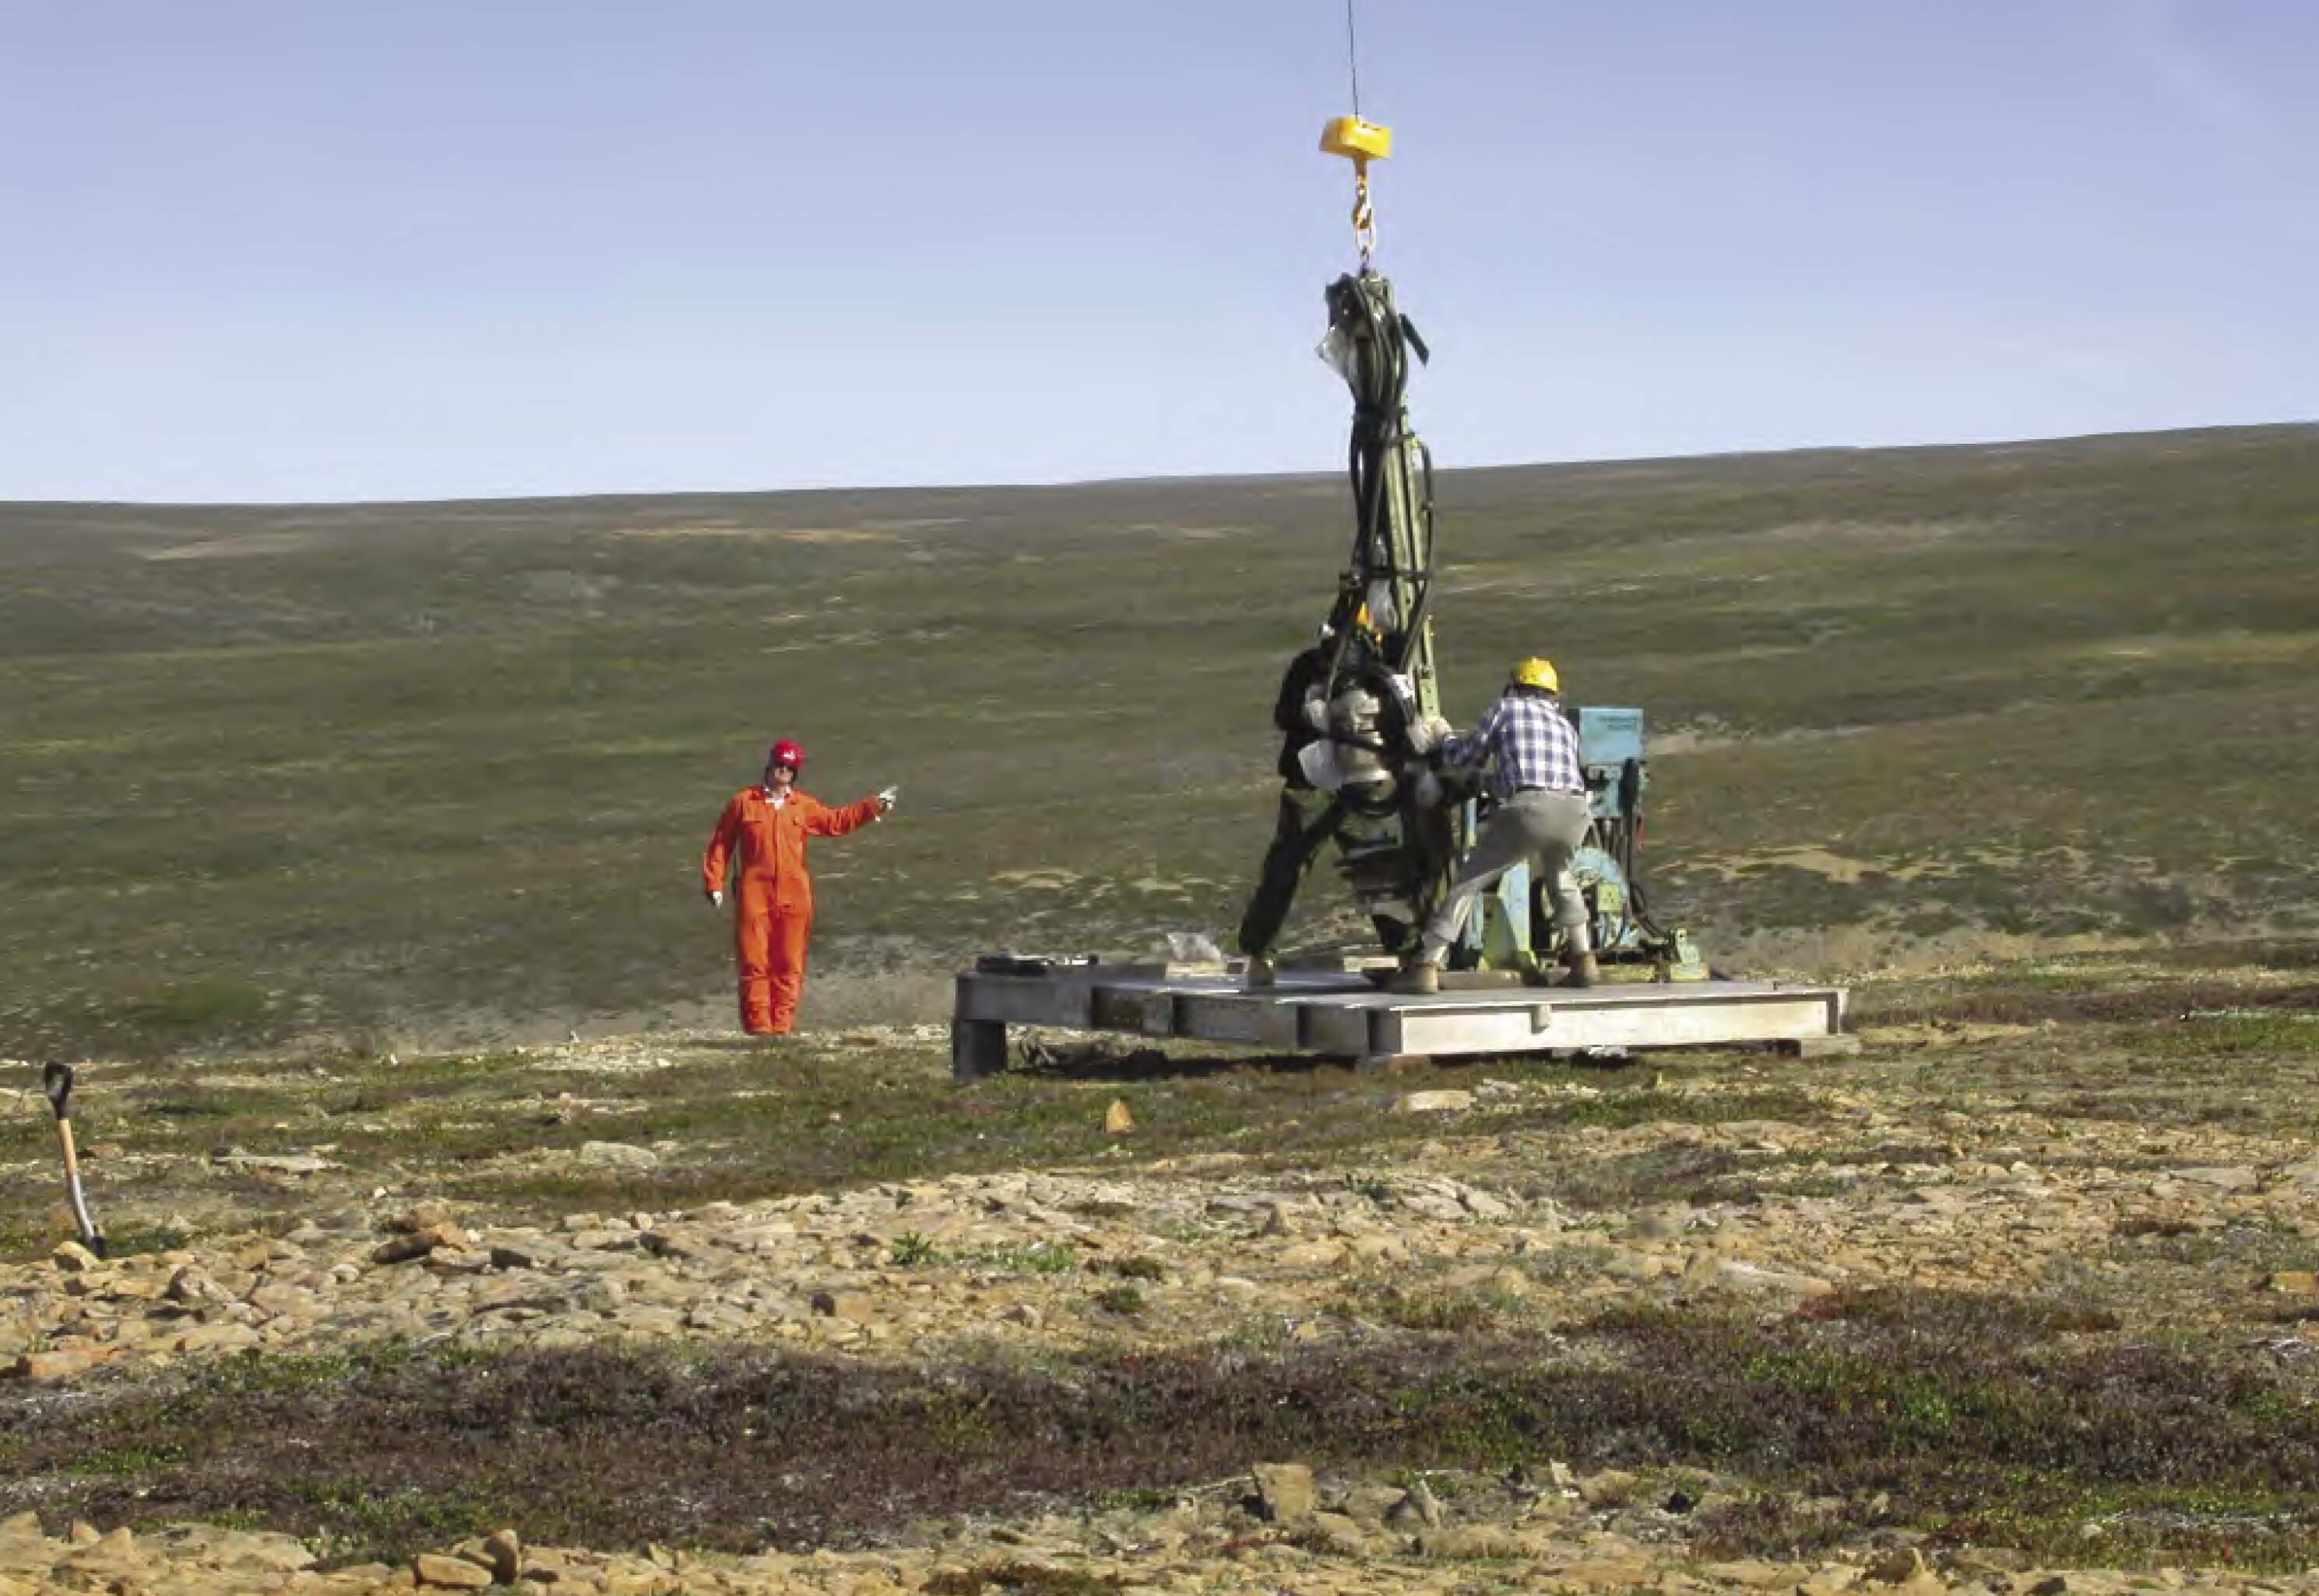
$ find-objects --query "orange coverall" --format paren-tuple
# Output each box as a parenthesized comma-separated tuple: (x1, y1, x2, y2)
(702, 787, 883, 1035)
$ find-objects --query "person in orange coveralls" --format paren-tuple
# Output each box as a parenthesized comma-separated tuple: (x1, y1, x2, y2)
(702, 740, 897, 1037)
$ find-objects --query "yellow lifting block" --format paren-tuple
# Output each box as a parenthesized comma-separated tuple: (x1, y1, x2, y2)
(1320, 116, 1392, 163)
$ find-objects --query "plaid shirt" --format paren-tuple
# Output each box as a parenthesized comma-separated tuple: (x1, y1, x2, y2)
(1443, 691, 1586, 803)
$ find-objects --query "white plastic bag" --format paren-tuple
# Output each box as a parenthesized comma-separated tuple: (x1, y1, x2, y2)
(1297, 740, 1346, 791)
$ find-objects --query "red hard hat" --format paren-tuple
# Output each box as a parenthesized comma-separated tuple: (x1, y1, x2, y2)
(768, 740, 804, 770)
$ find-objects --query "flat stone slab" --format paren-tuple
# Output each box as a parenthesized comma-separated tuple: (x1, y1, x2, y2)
(952, 960, 1847, 1079)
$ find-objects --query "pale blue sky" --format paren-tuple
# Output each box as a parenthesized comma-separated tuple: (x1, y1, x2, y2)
(3, 2, 2313, 502)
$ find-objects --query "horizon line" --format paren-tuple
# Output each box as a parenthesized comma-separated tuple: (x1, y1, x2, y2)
(5, 417, 2312, 513)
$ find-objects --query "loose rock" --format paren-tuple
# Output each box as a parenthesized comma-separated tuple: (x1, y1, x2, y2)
(1392, 1090, 1474, 1115)
(1251, 1461, 1315, 1523)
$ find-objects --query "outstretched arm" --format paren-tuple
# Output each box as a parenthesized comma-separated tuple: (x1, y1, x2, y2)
(802, 793, 887, 838)
(1439, 698, 1504, 771)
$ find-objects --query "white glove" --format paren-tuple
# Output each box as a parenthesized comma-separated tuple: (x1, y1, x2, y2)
(708, 888, 725, 908)
(876, 786, 899, 815)
(1300, 693, 1331, 733)
(1407, 712, 1454, 754)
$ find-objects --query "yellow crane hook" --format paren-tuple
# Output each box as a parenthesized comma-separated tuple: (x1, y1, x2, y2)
(1321, 114, 1392, 269)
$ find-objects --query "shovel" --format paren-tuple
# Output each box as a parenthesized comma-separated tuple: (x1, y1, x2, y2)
(42, 1063, 107, 1259)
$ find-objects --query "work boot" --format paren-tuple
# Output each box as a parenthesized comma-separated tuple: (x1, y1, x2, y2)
(1563, 951, 1601, 990)
(1388, 960, 1441, 997)
(1244, 955, 1277, 990)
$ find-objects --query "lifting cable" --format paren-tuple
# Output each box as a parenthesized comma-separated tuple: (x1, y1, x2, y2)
(1328, 0, 1381, 265)
(1317, 0, 1436, 685)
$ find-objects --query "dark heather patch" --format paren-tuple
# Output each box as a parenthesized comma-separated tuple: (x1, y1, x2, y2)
(1863, 978, 2319, 1029)
(6, 1289, 2319, 1568)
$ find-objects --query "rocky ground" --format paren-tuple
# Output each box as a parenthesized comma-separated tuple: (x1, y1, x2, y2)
(5, 949, 2319, 1594)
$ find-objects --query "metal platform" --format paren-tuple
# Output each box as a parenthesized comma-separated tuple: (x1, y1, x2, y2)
(951, 959, 1849, 1080)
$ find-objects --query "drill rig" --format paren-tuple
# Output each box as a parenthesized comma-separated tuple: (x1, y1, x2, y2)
(1291, 115, 1705, 983)
(943, 79, 1846, 1084)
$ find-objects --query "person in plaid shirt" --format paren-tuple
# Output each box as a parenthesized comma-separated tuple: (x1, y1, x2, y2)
(1392, 657, 1599, 993)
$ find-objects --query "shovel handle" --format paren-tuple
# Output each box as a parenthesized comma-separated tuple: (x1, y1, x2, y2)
(43, 1063, 105, 1257)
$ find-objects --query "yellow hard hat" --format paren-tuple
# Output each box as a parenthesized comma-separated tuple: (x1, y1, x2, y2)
(1509, 657, 1560, 694)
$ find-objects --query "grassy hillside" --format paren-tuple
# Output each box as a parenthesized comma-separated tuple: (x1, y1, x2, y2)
(4, 424, 2315, 1055)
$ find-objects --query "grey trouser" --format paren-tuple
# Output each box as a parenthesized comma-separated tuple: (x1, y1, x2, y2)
(1420, 789, 1593, 961)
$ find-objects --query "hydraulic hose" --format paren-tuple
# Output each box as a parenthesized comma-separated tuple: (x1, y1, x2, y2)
(1327, 272, 1429, 599)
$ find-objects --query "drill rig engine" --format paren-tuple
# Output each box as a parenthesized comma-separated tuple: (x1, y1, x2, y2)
(1457, 705, 1709, 982)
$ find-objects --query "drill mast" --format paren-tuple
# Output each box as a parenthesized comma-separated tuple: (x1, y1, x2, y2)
(1306, 118, 1462, 957)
